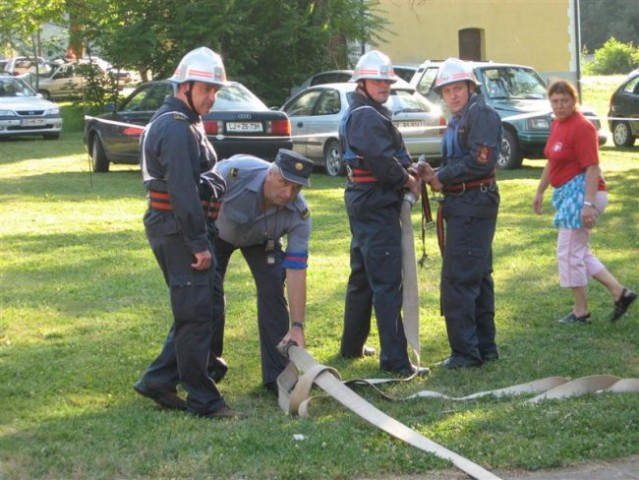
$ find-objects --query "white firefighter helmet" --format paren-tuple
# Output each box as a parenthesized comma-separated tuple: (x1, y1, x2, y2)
(351, 50, 397, 83)
(170, 47, 227, 86)
(433, 58, 479, 94)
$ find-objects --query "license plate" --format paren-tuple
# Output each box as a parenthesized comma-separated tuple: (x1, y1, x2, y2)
(22, 118, 46, 127)
(395, 120, 426, 129)
(226, 122, 263, 133)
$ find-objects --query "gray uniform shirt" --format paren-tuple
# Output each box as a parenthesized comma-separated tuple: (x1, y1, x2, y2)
(213, 155, 311, 268)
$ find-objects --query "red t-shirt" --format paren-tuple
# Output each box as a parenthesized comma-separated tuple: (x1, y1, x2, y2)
(544, 111, 605, 190)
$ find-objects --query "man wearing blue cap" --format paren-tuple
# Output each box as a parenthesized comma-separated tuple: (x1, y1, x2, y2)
(209, 149, 313, 394)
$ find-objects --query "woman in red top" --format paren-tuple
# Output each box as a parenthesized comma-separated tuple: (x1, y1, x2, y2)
(533, 80, 636, 324)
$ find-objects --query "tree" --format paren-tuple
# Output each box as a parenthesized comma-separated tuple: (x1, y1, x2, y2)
(0, 0, 65, 59)
(73, 0, 384, 106)
(580, 0, 639, 51)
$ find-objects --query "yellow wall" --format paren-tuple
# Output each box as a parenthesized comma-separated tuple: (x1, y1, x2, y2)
(373, 0, 575, 77)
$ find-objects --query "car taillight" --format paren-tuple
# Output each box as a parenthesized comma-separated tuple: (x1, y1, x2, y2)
(267, 119, 291, 136)
(203, 120, 222, 135)
(122, 126, 144, 136)
(438, 116, 446, 135)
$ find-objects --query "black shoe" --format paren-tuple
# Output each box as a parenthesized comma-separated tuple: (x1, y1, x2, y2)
(341, 345, 376, 359)
(208, 356, 228, 383)
(197, 405, 247, 420)
(384, 364, 430, 377)
(264, 382, 278, 397)
(441, 356, 482, 370)
(611, 288, 637, 323)
(134, 380, 187, 411)
(559, 312, 591, 324)
(482, 352, 499, 362)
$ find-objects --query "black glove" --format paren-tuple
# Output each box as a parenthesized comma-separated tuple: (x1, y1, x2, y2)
(199, 169, 226, 201)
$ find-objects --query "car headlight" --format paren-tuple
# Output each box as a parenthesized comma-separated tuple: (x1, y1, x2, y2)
(527, 117, 551, 130)
(0, 110, 17, 116)
(45, 108, 60, 115)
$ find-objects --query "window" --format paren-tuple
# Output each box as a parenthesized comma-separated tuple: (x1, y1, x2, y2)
(124, 84, 172, 112)
(459, 28, 483, 61)
(315, 89, 341, 115)
(283, 90, 323, 117)
(415, 68, 439, 98)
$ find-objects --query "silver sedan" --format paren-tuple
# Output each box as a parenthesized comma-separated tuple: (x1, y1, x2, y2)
(280, 81, 444, 176)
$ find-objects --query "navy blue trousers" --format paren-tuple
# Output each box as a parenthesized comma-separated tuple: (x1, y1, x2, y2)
(211, 238, 290, 386)
(139, 232, 226, 415)
(341, 204, 412, 372)
(441, 212, 498, 362)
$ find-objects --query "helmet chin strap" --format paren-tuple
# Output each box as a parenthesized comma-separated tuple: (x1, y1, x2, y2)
(184, 81, 197, 112)
(357, 81, 379, 104)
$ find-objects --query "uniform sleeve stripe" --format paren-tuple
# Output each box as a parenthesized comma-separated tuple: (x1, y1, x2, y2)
(282, 251, 308, 269)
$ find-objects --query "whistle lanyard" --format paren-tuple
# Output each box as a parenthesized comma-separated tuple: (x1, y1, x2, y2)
(262, 208, 280, 265)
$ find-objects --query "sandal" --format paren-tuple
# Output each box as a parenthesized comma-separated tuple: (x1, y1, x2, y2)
(559, 312, 591, 324)
(610, 288, 637, 323)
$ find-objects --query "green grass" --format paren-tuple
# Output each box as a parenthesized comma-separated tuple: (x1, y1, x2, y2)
(1, 79, 638, 479)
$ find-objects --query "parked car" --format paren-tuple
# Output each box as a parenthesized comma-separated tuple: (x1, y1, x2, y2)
(36, 62, 95, 100)
(0, 75, 62, 139)
(2, 56, 52, 76)
(84, 80, 292, 172)
(280, 80, 445, 176)
(410, 60, 607, 169)
(288, 70, 354, 100)
(607, 70, 639, 147)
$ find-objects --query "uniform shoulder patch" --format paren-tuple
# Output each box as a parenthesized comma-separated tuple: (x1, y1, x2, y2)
(476, 145, 492, 164)
(230, 167, 239, 178)
(173, 113, 187, 121)
(300, 207, 310, 219)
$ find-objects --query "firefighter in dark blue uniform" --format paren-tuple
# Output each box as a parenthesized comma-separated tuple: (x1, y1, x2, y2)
(134, 47, 244, 419)
(422, 58, 503, 369)
(339, 50, 428, 377)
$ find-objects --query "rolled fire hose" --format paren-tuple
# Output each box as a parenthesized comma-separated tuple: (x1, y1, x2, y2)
(277, 343, 639, 480)
(277, 342, 503, 480)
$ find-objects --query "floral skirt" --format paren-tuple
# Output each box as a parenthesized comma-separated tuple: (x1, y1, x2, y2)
(552, 173, 585, 229)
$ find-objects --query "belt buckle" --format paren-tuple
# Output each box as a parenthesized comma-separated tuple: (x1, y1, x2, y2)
(346, 165, 353, 182)
(448, 182, 466, 197)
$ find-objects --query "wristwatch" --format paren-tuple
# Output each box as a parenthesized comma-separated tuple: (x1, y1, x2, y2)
(583, 201, 596, 209)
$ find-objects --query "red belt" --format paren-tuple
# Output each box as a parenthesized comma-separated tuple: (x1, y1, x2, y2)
(148, 190, 220, 220)
(349, 168, 377, 183)
(443, 176, 496, 195)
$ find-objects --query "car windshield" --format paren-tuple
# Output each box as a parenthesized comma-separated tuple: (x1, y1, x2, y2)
(0, 77, 38, 97)
(480, 67, 548, 100)
(386, 88, 432, 113)
(212, 83, 268, 112)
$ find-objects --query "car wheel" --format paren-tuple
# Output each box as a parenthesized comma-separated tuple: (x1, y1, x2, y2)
(611, 121, 635, 147)
(91, 136, 110, 172)
(324, 139, 345, 177)
(497, 129, 523, 170)
(38, 90, 51, 100)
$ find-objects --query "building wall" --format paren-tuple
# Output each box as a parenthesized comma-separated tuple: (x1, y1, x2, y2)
(373, 0, 578, 83)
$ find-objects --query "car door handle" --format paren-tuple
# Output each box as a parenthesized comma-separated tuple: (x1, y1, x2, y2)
(297, 122, 304, 127)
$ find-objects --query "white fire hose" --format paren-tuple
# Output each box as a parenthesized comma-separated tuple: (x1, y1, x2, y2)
(274, 158, 638, 480)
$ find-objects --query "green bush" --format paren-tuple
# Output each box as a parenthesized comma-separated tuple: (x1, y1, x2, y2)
(586, 37, 639, 75)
